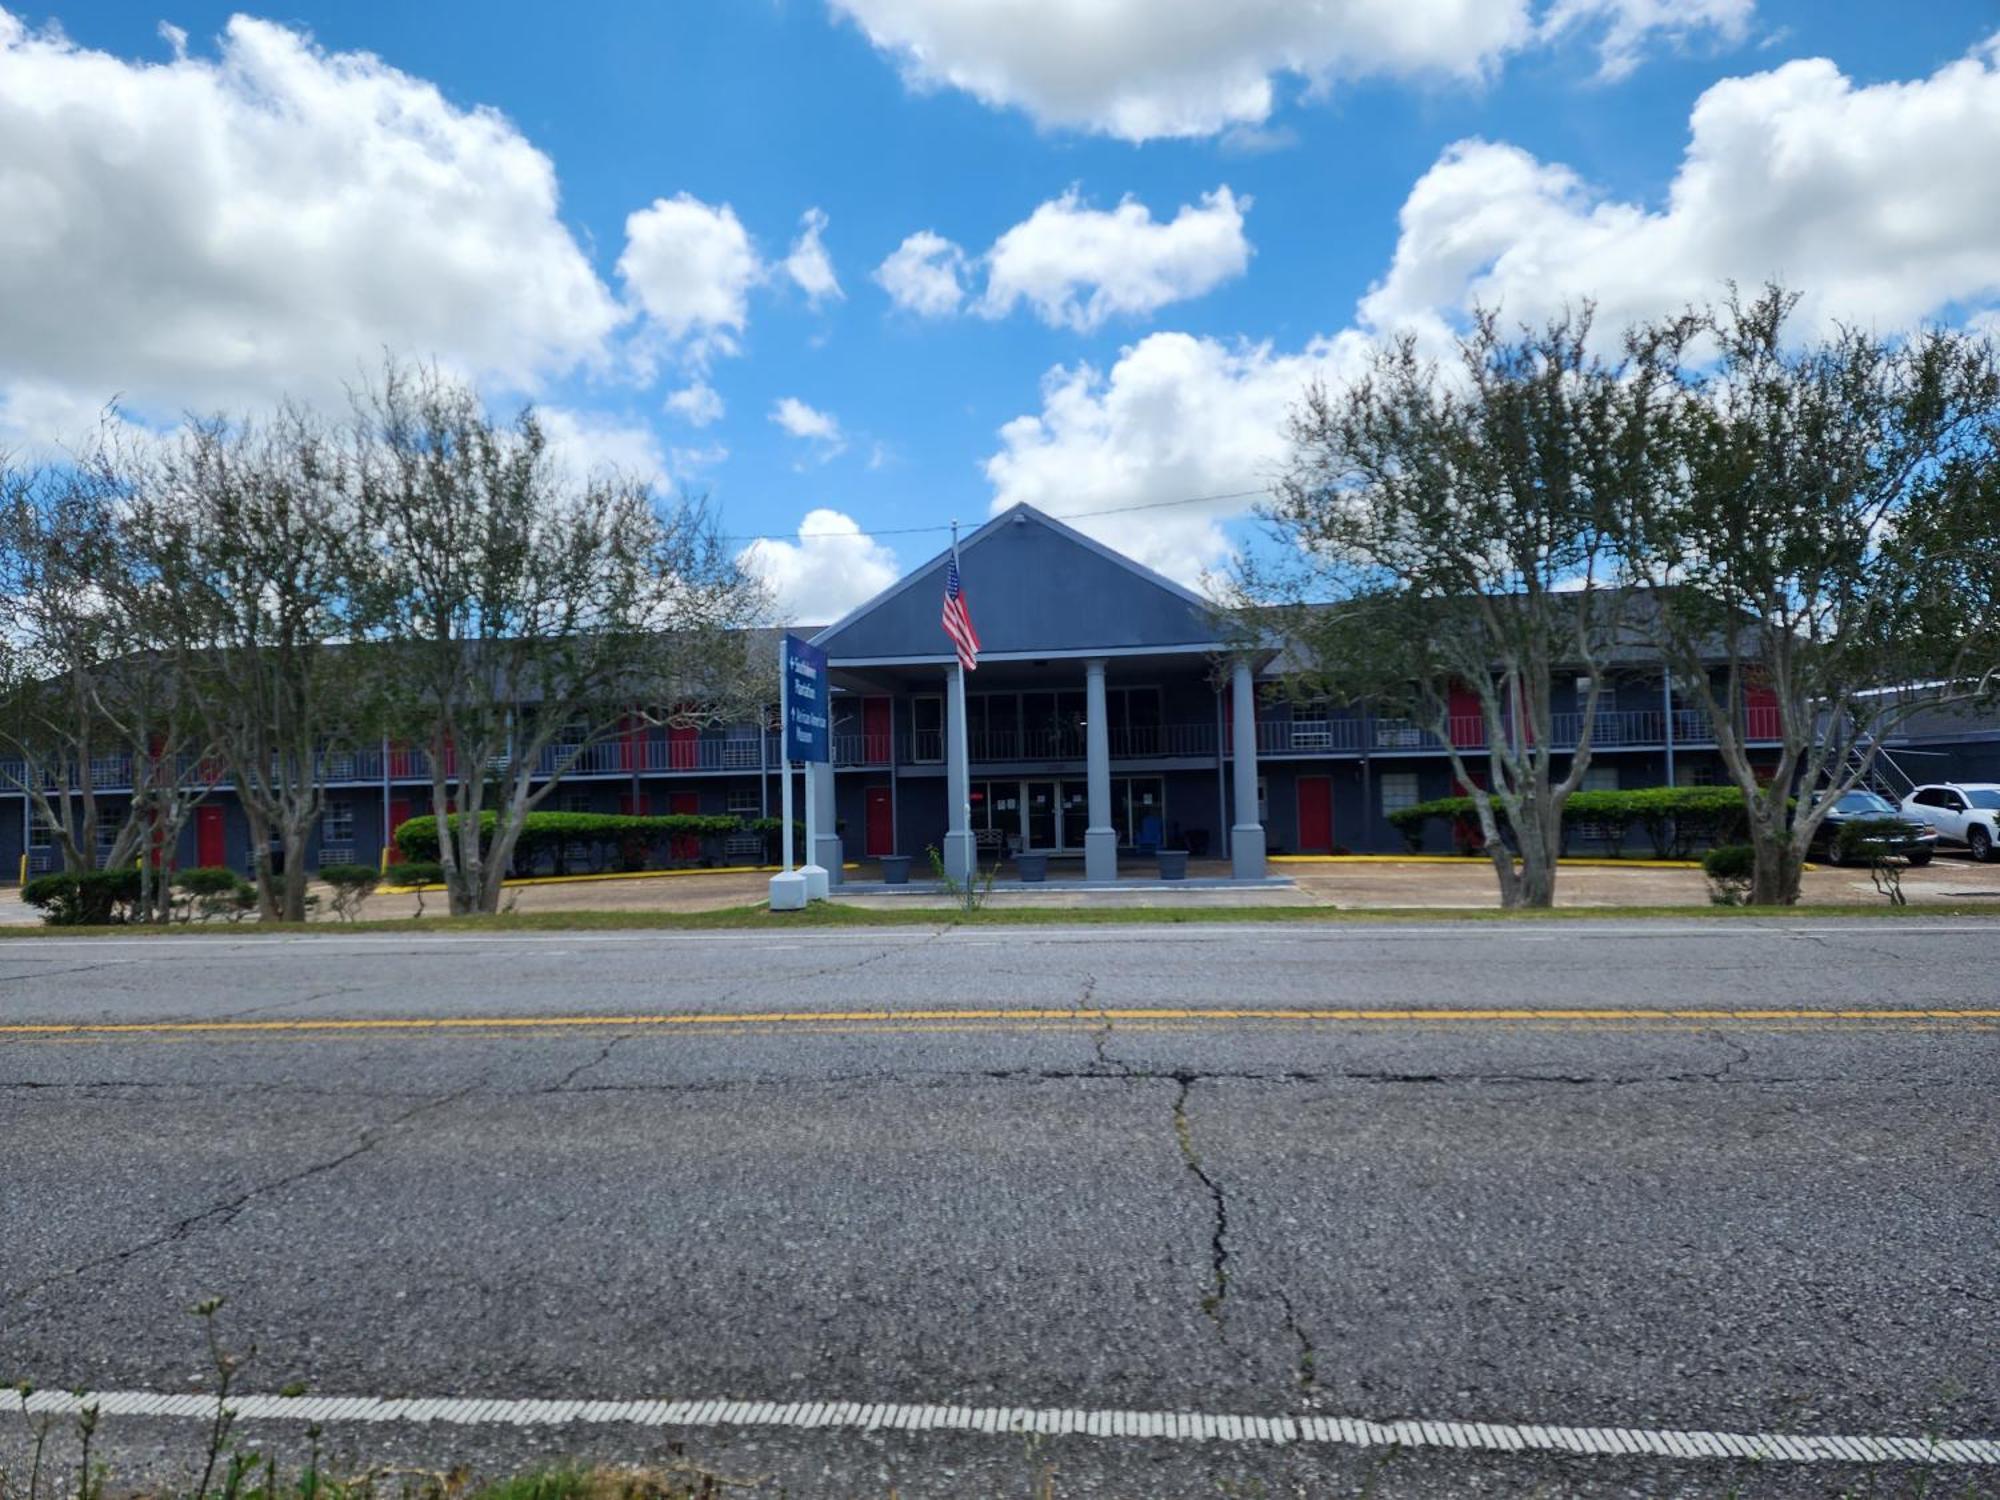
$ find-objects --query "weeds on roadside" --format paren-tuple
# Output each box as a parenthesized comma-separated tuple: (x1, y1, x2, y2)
(925, 843, 1000, 913)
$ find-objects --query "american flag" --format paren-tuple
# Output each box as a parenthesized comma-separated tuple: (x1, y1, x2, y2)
(941, 554, 981, 672)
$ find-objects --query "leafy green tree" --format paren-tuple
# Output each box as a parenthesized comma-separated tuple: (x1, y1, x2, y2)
(1246, 310, 1675, 907)
(1629, 288, 2000, 905)
(352, 362, 767, 915)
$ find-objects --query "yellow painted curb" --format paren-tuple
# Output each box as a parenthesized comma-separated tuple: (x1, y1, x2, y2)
(1270, 854, 1705, 871)
(379, 862, 860, 896)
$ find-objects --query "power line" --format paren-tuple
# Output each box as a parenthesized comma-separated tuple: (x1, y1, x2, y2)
(717, 486, 1273, 547)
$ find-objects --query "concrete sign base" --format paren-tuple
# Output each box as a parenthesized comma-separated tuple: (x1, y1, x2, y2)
(801, 862, 830, 901)
(768, 871, 808, 911)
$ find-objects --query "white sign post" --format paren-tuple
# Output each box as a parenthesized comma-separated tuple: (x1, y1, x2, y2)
(768, 634, 807, 911)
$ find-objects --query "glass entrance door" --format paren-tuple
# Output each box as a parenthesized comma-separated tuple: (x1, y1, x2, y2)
(1025, 780, 1058, 849)
(1060, 783, 1089, 849)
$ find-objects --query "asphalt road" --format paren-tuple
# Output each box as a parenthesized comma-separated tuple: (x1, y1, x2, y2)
(2, 919, 1997, 1497)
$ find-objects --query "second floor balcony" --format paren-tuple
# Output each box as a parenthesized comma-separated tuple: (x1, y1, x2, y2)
(0, 703, 1788, 795)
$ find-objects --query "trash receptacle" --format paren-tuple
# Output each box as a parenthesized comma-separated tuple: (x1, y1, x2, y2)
(1157, 850, 1189, 880)
(880, 854, 912, 885)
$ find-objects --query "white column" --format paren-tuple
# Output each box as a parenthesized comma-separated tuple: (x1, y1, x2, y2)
(1084, 659, 1117, 881)
(1230, 657, 1266, 880)
(809, 759, 842, 885)
(942, 665, 976, 882)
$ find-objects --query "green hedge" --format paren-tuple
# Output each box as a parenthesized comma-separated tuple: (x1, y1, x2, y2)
(21, 867, 142, 925)
(394, 810, 761, 872)
(1386, 785, 1749, 858)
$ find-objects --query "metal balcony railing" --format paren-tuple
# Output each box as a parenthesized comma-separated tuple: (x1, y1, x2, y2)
(0, 701, 1791, 799)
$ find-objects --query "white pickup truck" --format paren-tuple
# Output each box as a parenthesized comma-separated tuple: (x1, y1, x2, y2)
(1900, 783, 2000, 862)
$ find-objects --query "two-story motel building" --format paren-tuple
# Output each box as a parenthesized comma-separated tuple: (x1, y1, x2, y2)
(7, 503, 1997, 883)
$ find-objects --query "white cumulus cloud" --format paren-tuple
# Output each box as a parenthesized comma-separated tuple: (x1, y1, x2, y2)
(666, 380, 725, 427)
(986, 37, 2000, 590)
(535, 406, 672, 489)
(770, 396, 846, 461)
(828, 0, 1748, 141)
(978, 186, 1252, 332)
(617, 193, 763, 363)
(1542, 0, 1754, 81)
(0, 10, 622, 436)
(874, 230, 971, 318)
(1361, 36, 2000, 344)
(784, 207, 844, 306)
(879, 187, 1252, 331)
(986, 331, 1370, 586)
(739, 508, 901, 623)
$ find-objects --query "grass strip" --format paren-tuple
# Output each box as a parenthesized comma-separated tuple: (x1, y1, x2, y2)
(2, 900, 1998, 938)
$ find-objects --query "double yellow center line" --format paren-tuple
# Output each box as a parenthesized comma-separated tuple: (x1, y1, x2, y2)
(3, 1005, 1998, 1039)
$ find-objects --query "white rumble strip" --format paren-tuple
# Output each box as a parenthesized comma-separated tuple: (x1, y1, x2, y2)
(15, 1390, 1997, 1467)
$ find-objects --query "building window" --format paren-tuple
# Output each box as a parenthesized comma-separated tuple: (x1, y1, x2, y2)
(726, 783, 760, 816)
(28, 809, 54, 848)
(1380, 771, 1420, 815)
(1580, 765, 1619, 792)
(322, 802, 356, 844)
(1256, 775, 1268, 824)
(562, 789, 595, 814)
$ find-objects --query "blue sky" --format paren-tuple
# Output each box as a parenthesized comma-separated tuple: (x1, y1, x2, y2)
(6, 2, 2000, 619)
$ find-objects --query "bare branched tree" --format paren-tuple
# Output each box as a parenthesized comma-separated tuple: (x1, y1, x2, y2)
(0, 443, 217, 907)
(137, 406, 376, 921)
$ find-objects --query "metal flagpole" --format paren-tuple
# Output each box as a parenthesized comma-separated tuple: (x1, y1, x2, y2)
(949, 520, 973, 852)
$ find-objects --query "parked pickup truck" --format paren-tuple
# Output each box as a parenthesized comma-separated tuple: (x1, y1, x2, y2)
(1808, 790, 1937, 866)
(1900, 783, 2000, 863)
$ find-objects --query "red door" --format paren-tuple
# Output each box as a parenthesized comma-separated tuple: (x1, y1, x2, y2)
(865, 786, 894, 857)
(386, 799, 412, 865)
(1296, 776, 1333, 854)
(668, 721, 698, 770)
(1744, 683, 1779, 741)
(863, 697, 892, 765)
(1447, 683, 1484, 747)
(670, 792, 700, 861)
(196, 805, 226, 868)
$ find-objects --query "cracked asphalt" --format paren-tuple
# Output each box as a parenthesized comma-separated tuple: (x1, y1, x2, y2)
(1, 917, 1997, 1498)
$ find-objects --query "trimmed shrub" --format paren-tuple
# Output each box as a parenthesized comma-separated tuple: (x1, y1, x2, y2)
(170, 864, 257, 924)
(1385, 785, 1748, 858)
(22, 867, 143, 926)
(1702, 843, 1756, 905)
(318, 863, 382, 922)
(395, 811, 760, 872)
(171, 865, 244, 896)
(385, 861, 445, 887)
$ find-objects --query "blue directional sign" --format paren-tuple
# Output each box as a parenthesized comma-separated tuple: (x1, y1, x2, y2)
(782, 634, 830, 764)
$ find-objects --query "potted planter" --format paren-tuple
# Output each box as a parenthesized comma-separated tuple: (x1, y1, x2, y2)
(880, 854, 912, 885)
(1157, 849, 1189, 880)
(1016, 852, 1049, 882)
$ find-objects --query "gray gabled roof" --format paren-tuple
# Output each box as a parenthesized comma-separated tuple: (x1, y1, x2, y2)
(810, 503, 1228, 664)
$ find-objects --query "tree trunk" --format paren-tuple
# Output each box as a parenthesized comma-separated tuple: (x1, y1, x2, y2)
(280, 827, 312, 922)
(1749, 835, 1802, 906)
(243, 803, 280, 921)
(1513, 811, 1562, 909)
(449, 799, 483, 917)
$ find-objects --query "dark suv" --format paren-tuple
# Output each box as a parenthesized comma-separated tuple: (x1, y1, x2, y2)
(1809, 790, 1938, 866)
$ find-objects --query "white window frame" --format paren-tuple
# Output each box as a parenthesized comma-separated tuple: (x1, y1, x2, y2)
(322, 801, 356, 845)
(1380, 771, 1421, 815)
(725, 783, 760, 816)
